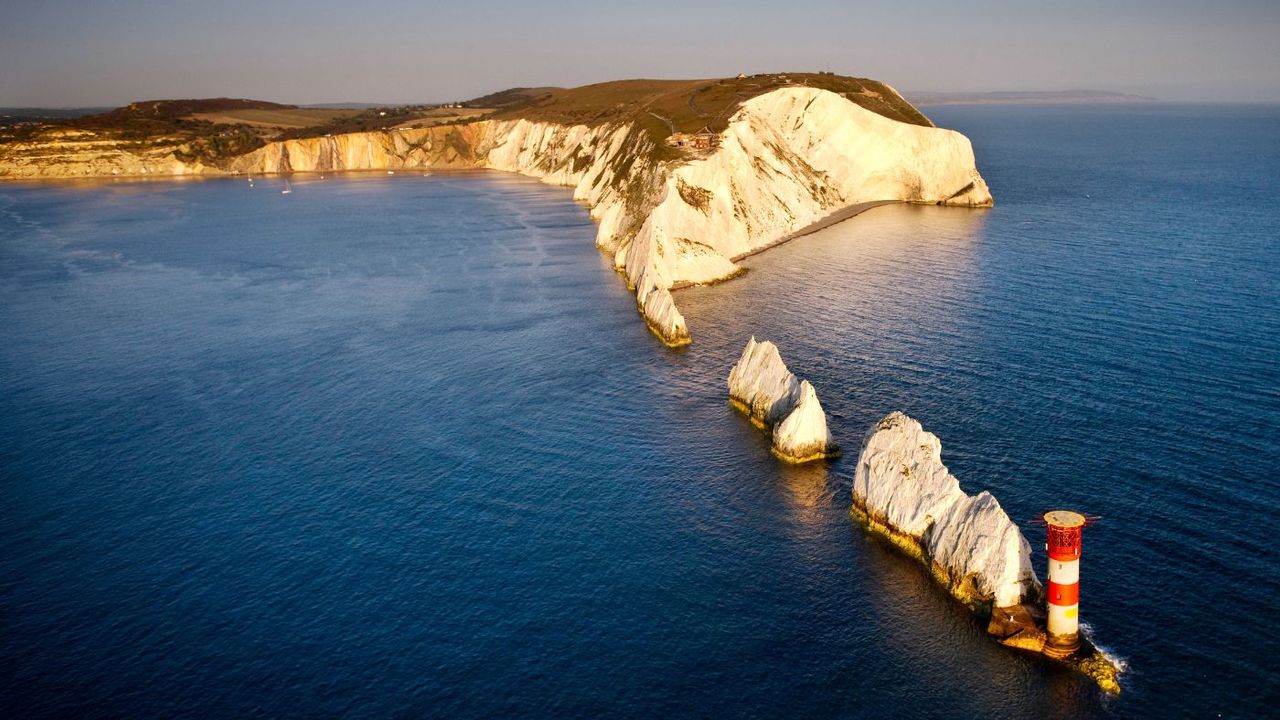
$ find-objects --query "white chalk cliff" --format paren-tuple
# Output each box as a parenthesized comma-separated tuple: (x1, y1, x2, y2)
(478, 87, 993, 344)
(227, 87, 990, 344)
(852, 411, 1040, 609)
(2, 85, 991, 345)
(727, 337, 838, 462)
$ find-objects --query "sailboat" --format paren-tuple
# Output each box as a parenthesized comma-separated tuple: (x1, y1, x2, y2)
(281, 178, 292, 195)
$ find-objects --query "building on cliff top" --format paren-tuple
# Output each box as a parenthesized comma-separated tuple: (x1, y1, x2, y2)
(666, 128, 719, 150)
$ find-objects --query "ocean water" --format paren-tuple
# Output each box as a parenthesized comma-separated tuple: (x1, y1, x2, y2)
(2, 105, 1277, 718)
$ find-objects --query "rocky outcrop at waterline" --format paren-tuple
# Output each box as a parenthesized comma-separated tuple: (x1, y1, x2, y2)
(727, 337, 839, 462)
(853, 412, 1040, 608)
(851, 411, 1123, 694)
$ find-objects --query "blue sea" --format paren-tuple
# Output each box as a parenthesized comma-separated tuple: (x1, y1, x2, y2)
(2, 104, 1277, 718)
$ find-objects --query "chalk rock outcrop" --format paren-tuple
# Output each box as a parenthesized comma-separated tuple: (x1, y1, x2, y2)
(851, 411, 1124, 694)
(727, 337, 839, 462)
(852, 411, 1040, 609)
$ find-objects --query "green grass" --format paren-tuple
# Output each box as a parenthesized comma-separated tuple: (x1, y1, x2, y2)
(489, 72, 934, 150)
(1, 74, 938, 170)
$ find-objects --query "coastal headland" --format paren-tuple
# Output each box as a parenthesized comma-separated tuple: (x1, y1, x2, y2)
(1, 74, 991, 346)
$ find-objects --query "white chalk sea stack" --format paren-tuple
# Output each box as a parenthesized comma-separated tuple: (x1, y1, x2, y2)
(851, 411, 1125, 695)
(852, 411, 1040, 609)
(727, 337, 839, 462)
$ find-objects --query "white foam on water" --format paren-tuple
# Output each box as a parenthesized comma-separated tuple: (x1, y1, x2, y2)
(1081, 622, 1129, 674)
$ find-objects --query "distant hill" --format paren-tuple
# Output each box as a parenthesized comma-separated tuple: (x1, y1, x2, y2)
(1, 100, 291, 126)
(99, 98, 295, 118)
(0, 107, 113, 120)
(907, 90, 1157, 106)
(464, 87, 562, 109)
(45, 98, 293, 140)
(299, 102, 393, 109)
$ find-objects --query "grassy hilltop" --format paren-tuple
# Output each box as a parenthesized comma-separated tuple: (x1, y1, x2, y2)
(0, 97, 484, 166)
(0, 73, 933, 170)
(488, 73, 930, 133)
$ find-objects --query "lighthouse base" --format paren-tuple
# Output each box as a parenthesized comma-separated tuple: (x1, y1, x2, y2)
(988, 604, 1047, 653)
(1043, 634, 1081, 660)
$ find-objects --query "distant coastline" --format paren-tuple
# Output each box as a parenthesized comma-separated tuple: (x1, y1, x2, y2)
(906, 90, 1157, 106)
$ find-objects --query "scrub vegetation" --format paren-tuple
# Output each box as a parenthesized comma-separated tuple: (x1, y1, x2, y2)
(0, 73, 934, 169)
(488, 73, 933, 142)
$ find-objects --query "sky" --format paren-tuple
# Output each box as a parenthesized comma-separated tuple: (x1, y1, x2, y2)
(2, 0, 1277, 107)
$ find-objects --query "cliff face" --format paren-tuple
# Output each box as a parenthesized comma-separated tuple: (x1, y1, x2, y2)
(616, 87, 991, 282)
(0, 86, 991, 345)
(228, 123, 490, 173)
(579, 87, 992, 344)
(0, 128, 215, 178)
(475, 87, 992, 345)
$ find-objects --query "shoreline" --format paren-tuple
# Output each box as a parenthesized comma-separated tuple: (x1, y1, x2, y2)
(730, 200, 897, 263)
(669, 200, 897, 292)
(0, 167, 498, 185)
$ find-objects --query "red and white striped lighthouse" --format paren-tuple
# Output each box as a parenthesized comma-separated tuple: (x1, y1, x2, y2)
(1043, 510, 1086, 658)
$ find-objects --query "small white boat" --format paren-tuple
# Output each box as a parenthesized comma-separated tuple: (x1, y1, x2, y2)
(387, 170, 395, 175)
(281, 179, 292, 195)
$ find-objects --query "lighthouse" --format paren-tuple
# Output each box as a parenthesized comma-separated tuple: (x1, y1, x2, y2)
(1043, 510, 1086, 658)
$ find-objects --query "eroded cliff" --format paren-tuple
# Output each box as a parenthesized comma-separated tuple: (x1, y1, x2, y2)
(1, 84, 991, 345)
(482, 86, 992, 344)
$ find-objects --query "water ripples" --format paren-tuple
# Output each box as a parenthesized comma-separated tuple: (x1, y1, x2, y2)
(3, 106, 1279, 718)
